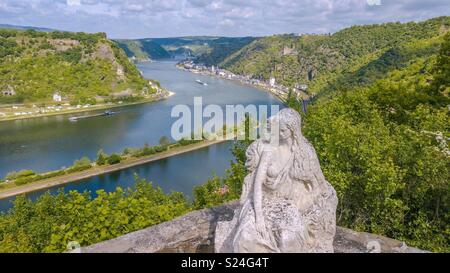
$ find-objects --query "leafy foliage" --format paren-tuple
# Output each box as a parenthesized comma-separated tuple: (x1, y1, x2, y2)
(5, 170, 35, 181)
(302, 35, 450, 252)
(0, 179, 190, 253)
(70, 157, 92, 172)
(107, 153, 122, 165)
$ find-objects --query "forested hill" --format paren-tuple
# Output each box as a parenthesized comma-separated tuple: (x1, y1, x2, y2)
(200, 16, 449, 95)
(193, 37, 257, 66)
(114, 39, 171, 60)
(0, 29, 156, 104)
(115, 36, 257, 61)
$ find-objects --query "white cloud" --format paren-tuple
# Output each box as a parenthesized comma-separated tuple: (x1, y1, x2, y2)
(0, 0, 449, 38)
(67, 0, 81, 6)
(225, 8, 254, 19)
(125, 4, 144, 12)
(219, 18, 235, 27)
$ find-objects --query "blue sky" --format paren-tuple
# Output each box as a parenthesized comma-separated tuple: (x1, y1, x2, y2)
(0, 0, 449, 39)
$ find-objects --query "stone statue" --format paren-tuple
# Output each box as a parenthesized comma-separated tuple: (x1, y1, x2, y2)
(215, 108, 338, 253)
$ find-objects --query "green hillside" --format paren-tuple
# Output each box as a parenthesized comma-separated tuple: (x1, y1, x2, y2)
(194, 37, 257, 66)
(299, 32, 450, 252)
(208, 17, 450, 95)
(114, 39, 171, 60)
(299, 18, 449, 251)
(0, 29, 156, 105)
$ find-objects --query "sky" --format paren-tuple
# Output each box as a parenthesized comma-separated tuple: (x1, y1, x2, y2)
(0, 0, 449, 39)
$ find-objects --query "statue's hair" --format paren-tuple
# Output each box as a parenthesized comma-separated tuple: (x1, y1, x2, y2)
(276, 108, 303, 152)
(277, 109, 316, 189)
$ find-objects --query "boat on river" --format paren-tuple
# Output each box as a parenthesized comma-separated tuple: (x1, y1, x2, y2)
(195, 79, 207, 86)
(69, 110, 116, 122)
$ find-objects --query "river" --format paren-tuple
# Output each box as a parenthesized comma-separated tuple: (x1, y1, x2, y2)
(0, 61, 283, 212)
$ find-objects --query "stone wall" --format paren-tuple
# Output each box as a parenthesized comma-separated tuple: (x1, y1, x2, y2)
(82, 201, 426, 253)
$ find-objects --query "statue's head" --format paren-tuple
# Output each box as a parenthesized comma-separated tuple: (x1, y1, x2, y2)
(267, 108, 302, 146)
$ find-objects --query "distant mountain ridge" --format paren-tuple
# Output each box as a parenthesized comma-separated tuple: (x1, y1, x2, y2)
(0, 23, 55, 32)
(115, 36, 257, 61)
(0, 24, 256, 62)
(114, 39, 171, 60)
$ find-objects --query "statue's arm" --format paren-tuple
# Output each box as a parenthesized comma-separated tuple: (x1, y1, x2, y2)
(253, 151, 270, 229)
(239, 140, 262, 204)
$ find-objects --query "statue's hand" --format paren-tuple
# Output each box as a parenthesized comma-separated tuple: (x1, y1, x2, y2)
(255, 215, 266, 235)
(264, 178, 276, 189)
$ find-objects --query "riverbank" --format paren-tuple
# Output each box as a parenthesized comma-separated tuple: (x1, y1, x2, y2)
(0, 139, 226, 200)
(0, 91, 175, 123)
(176, 61, 310, 101)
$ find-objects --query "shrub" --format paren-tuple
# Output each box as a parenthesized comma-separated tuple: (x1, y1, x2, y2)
(122, 147, 133, 155)
(69, 157, 92, 172)
(40, 170, 66, 179)
(154, 145, 167, 153)
(178, 138, 201, 146)
(96, 149, 108, 166)
(5, 170, 36, 181)
(107, 153, 122, 165)
(140, 146, 156, 156)
(14, 176, 38, 186)
(158, 136, 170, 146)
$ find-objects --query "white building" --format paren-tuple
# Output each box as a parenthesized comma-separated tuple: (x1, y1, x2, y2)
(1, 85, 16, 96)
(269, 77, 276, 87)
(117, 66, 124, 77)
(53, 92, 62, 102)
(296, 84, 308, 91)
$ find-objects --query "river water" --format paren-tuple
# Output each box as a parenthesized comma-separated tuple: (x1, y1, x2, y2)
(0, 61, 282, 211)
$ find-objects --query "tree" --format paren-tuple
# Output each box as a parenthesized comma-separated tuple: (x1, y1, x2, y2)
(159, 136, 170, 146)
(96, 149, 107, 166)
(107, 153, 122, 165)
(71, 157, 92, 171)
(430, 32, 450, 102)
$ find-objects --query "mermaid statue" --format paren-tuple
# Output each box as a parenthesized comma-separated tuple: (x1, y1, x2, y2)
(215, 108, 338, 253)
